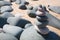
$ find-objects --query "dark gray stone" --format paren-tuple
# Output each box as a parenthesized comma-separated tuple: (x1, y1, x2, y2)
(0, 12, 14, 18)
(48, 6, 60, 14)
(20, 26, 60, 40)
(19, 4, 27, 10)
(0, 33, 18, 40)
(7, 17, 31, 28)
(3, 24, 23, 39)
(1, 6, 13, 13)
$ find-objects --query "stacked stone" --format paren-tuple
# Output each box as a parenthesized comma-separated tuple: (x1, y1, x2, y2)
(35, 5, 49, 35)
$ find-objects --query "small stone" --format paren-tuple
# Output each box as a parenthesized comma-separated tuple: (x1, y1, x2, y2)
(25, 23, 33, 29)
(0, 17, 7, 28)
(7, 17, 31, 28)
(19, 4, 27, 10)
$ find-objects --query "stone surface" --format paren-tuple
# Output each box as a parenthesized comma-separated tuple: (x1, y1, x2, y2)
(3, 24, 23, 38)
(27, 10, 36, 18)
(0, 1, 11, 7)
(7, 17, 31, 28)
(48, 6, 60, 14)
(0, 33, 18, 40)
(1, 6, 13, 13)
(0, 17, 7, 28)
(0, 12, 14, 18)
(20, 26, 60, 40)
(25, 23, 33, 29)
(19, 4, 27, 10)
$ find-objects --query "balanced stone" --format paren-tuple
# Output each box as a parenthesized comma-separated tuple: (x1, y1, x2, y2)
(19, 4, 27, 10)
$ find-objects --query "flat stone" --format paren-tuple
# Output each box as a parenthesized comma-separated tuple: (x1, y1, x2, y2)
(7, 17, 31, 28)
(3, 24, 23, 39)
(1, 6, 13, 13)
(0, 33, 18, 40)
(36, 16, 48, 22)
(0, 12, 14, 18)
(48, 6, 60, 14)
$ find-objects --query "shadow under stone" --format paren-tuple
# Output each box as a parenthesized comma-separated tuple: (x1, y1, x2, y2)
(41, 31, 60, 40)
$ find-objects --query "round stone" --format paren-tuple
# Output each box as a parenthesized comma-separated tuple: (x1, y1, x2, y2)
(3, 24, 23, 38)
